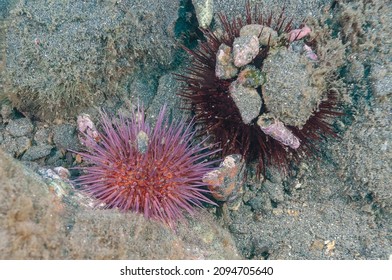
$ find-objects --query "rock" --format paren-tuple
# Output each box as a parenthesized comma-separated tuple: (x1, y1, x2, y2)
(233, 35, 260, 67)
(215, 43, 238, 79)
(53, 124, 80, 150)
(262, 47, 320, 128)
(0, 134, 31, 157)
(5, 118, 34, 137)
(46, 150, 65, 166)
(229, 81, 262, 124)
(192, 0, 214, 29)
(240, 24, 278, 46)
(77, 114, 99, 141)
(202, 154, 244, 210)
(22, 144, 54, 161)
(257, 114, 300, 149)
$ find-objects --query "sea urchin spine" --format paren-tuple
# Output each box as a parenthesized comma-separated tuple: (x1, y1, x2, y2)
(75, 105, 218, 227)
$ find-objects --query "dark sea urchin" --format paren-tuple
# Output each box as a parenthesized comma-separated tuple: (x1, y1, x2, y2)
(176, 2, 342, 175)
(75, 105, 217, 226)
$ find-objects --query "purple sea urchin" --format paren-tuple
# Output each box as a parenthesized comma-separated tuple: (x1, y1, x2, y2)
(176, 1, 342, 175)
(75, 105, 218, 227)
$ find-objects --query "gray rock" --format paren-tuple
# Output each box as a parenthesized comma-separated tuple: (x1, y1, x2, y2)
(22, 144, 54, 161)
(136, 131, 149, 154)
(5, 118, 34, 137)
(229, 81, 262, 124)
(262, 47, 320, 128)
(53, 124, 80, 150)
(0, 133, 31, 157)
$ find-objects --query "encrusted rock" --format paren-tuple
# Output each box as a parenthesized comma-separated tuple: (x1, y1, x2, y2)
(202, 154, 244, 210)
(262, 47, 320, 128)
(229, 81, 262, 124)
(215, 43, 238, 79)
(233, 35, 259, 67)
(240, 24, 278, 46)
(237, 66, 265, 88)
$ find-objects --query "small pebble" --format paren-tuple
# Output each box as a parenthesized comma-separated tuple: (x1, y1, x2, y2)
(34, 126, 53, 144)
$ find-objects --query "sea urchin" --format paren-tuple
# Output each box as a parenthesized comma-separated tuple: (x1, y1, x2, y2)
(176, 1, 342, 175)
(75, 105, 218, 226)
